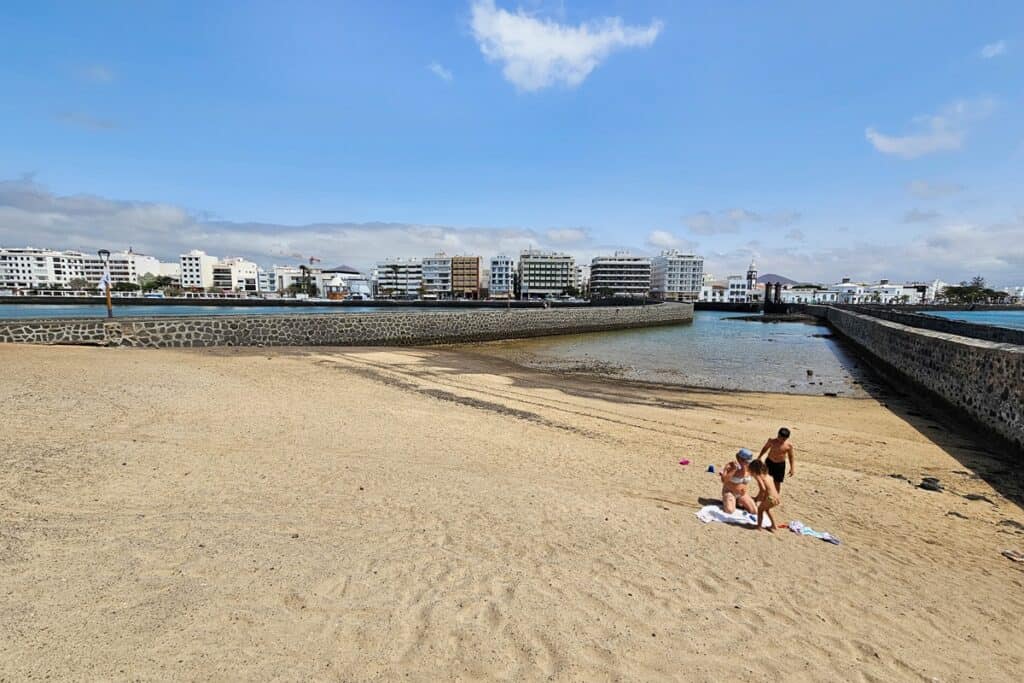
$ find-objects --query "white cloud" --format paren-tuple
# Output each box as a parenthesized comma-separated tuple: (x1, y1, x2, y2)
(645, 230, 696, 250)
(0, 177, 600, 271)
(703, 218, 1024, 285)
(469, 0, 662, 91)
(980, 40, 1007, 59)
(784, 228, 805, 241)
(544, 227, 588, 244)
(684, 208, 800, 235)
(428, 61, 453, 82)
(865, 98, 995, 159)
(906, 180, 964, 199)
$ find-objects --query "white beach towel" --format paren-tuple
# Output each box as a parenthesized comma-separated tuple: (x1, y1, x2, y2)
(696, 505, 772, 528)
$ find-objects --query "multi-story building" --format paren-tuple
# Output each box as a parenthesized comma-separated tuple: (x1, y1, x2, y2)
(720, 261, 760, 303)
(518, 249, 577, 299)
(651, 250, 704, 302)
(212, 257, 260, 292)
(727, 275, 750, 303)
(88, 250, 161, 286)
(779, 287, 839, 304)
(451, 255, 481, 299)
(699, 282, 727, 303)
(0, 247, 162, 290)
(421, 254, 453, 299)
(179, 250, 219, 290)
(373, 258, 422, 299)
(590, 252, 651, 297)
(273, 265, 325, 296)
(0, 247, 82, 289)
(489, 255, 514, 298)
(257, 267, 275, 293)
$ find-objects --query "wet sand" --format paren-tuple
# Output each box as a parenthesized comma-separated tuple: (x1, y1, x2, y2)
(1, 343, 1022, 681)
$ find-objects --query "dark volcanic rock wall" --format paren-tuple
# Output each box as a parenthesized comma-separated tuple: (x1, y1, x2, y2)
(0, 304, 694, 349)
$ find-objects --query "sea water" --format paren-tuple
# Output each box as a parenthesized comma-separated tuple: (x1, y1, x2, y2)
(924, 309, 1024, 331)
(490, 311, 867, 395)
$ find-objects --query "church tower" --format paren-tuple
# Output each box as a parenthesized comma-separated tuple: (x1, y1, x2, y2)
(746, 260, 758, 301)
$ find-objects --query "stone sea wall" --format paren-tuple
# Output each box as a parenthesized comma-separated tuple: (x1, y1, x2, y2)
(807, 305, 1024, 451)
(0, 303, 693, 349)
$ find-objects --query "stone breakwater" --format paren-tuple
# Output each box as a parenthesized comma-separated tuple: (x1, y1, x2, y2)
(0, 304, 693, 349)
(808, 306, 1024, 451)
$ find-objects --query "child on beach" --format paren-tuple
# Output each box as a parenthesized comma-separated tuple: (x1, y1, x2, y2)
(748, 460, 781, 532)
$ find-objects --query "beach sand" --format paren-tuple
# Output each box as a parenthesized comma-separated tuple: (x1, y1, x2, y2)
(2, 343, 1022, 681)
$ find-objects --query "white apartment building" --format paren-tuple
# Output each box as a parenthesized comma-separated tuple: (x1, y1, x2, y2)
(779, 287, 839, 304)
(1, 247, 85, 289)
(518, 249, 578, 298)
(421, 254, 453, 300)
(590, 252, 651, 297)
(699, 282, 726, 303)
(0, 247, 162, 290)
(651, 250, 704, 302)
(179, 250, 219, 290)
(212, 257, 260, 292)
(374, 258, 423, 298)
(727, 275, 751, 303)
(489, 255, 514, 298)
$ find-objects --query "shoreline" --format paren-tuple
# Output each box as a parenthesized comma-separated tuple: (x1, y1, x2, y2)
(2, 343, 1022, 680)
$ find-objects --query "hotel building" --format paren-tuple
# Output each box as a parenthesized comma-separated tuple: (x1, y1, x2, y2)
(589, 252, 651, 297)
(518, 249, 578, 299)
(651, 250, 704, 302)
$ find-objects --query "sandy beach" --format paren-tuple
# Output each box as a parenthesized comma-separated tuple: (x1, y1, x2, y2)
(2, 343, 1022, 681)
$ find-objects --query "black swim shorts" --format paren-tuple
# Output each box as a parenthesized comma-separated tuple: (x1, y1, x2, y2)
(766, 458, 786, 484)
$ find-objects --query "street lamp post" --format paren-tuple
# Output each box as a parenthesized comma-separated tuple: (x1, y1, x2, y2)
(97, 249, 113, 318)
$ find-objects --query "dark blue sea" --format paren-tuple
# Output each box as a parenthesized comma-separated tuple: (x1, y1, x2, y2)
(925, 309, 1024, 330)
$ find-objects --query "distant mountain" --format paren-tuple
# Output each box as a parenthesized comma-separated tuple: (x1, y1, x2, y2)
(758, 273, 798, 285)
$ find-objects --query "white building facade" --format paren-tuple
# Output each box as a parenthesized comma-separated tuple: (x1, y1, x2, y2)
(651, 250, 704, 302)
(179, 250, 219, 290)
(0, 247, 163, 290)
(589, 252, 651, 297)
(373, 258, 423, 298)
(421, 254, 453, 299)
(212, 257, 260, 292)
(489, 255, 514, 298)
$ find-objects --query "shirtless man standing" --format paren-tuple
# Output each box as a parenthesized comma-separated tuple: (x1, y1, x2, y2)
(757, 427, 795, 492)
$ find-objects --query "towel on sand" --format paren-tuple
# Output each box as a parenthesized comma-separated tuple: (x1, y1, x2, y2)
(696, 505, 772, 528)
(788, 520, 841, 545)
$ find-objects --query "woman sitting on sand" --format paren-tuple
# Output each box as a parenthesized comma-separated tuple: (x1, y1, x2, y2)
(720, 448, 758, 514)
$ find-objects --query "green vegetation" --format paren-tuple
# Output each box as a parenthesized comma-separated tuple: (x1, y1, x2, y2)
(139, 273, 175, 291)
(941, 277, 1008, 304)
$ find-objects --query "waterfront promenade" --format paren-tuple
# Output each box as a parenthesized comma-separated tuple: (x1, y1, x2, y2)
(1, 343, 1022, 680)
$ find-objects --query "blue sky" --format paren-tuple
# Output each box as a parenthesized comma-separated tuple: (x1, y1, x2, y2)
(0, 1, 1022, 284)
